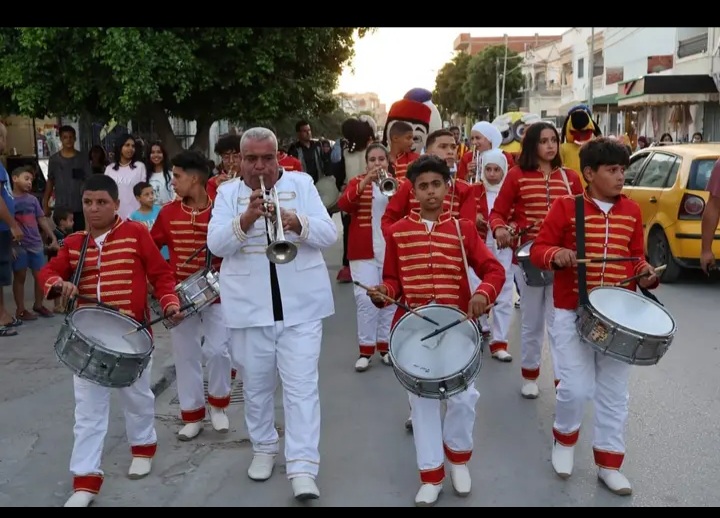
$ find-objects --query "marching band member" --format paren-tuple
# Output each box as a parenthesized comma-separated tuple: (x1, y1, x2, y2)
(277, 147, 303, 172)
(367, 155, 505, 506)
(336, 143, 395, 371)
(476, 149, 514, 362)
(207, 127, 337, 501)
(151, 150, 233, 440)
(207, 134, 241, 202)
(489, 122, 583, 399)
(38, 174, 181, 508)
(530, 137, 658, 495)
(386, 121, 420, 180)
(456, 121, 508, 181)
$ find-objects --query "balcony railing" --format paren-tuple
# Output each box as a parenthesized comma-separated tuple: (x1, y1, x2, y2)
(593, 76, 604, 90)
(677, 33, 708, 59)
(561, 84, 573, 97)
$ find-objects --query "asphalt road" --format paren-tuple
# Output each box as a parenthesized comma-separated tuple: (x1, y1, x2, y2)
(1, 215, 719, 507)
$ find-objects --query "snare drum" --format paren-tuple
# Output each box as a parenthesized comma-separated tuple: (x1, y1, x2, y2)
(55, 306, 154, 388)
(388, 304, 482, 400)
(515, 240, 553, 287)
(164, 268, 220, 329)
(576, 286, 677, 366)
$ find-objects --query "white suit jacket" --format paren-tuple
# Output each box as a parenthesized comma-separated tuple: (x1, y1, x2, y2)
(207, 171, 338, 329)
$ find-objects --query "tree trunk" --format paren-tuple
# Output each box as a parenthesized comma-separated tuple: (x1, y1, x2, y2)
(189, 115, 213, 155)
(148, 103, 183, 158)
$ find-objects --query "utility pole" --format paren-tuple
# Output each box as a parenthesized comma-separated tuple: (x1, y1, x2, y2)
(500, 33, 509, 114)
(587, 27, 595, 110)
(495, 58, 500, 119)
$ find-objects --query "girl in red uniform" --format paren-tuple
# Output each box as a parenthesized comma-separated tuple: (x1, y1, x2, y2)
(488, 122, 583, 399)
(336, 143, 396, 371)
(457, 121, 514, 181)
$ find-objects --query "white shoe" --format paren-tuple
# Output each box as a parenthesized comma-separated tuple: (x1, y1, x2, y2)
(551, 442, 575, 479)
(598, 468, 632, 495)
(449, 464, 471, 496)
(291, 476, 320, 501)
(492, 350, 513, 362)
(64, 490, 95, 507)
(178, 421, 203, 441)
(415, 483, 442, 506)
(521, 381, 539, 399)
(405, 416, 413, 432)
(355, 357, 370, 372)
(210, 407, 230, 433)
(128, 457, 152, 479)
(247, 453, 276, 481)
(380, 353, 392, 366)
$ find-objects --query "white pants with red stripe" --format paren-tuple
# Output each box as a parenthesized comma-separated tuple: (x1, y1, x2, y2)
(230, 319, 322, 479)
(410, 385, 480, 484)
(349, 259, 394, 356)
(69, 364, 157, 493)
(170, 304, 232, 423)
(517, 273, 557, 382)
(551, 309, 631, 469)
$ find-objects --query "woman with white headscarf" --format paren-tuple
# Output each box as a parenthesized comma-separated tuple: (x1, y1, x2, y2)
(457, 121, 514, 182)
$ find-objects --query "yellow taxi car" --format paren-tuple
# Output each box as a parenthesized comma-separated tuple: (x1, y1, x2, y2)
(622, 142, 720, 282)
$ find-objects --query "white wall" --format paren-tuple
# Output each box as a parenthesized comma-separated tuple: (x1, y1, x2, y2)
(604, 27, 676, 81)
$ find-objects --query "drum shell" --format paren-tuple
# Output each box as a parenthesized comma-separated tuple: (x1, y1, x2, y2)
(54, 308, 154, 388)
(515, 240, 553, 287)
(388, 304, 482, 400)
(576, 287, 676, 366)
(163, 268, 221, 330)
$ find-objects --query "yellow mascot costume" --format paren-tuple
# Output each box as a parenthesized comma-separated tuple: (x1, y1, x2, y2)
(559, 104, 602, 181)
(492, 111, 542, 160)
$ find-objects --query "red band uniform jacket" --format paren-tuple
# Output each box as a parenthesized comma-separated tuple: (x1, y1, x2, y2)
(378, 212, 506, 326)
(529, 193, 659, 310)
(336, 174, 387, 261)
(39, 217, 180, 324)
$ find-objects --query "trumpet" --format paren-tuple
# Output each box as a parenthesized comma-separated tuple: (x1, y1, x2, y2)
(470, 149, 481, 184)
(259, 175, 298, 265)
(376, 168, 398, 197)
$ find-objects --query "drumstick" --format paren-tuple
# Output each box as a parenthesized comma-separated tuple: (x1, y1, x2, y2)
(353, 281, 440, 326)
(614, 264, 666, 286)
(576, 256, 643, 264)
(182, 245, 207, 266)
(419, 303, 495, 342)
(75, 294, 119, 312)
(122, 302, 195, 336)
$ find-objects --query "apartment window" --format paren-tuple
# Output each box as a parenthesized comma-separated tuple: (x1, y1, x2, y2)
(577, 58, 584, 78)
(541, 110, 548, 117)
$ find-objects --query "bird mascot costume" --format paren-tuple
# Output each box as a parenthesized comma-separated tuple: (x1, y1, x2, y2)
(492, 111, 542, 161)
(559, 104, 602, 177)
(382, 88, 443, 153)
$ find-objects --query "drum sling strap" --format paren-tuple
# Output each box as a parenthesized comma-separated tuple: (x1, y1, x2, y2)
(575, 194, 590, 307)
(66, 232, 92, 313)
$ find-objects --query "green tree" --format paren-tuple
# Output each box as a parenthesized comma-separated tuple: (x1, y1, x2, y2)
(433, 52, 473, 120)
(0, 27, 372, 156)
(463, 45, 524, 120)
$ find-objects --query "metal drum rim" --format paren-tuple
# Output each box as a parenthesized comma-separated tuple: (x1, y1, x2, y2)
(66, 307, 154, 357)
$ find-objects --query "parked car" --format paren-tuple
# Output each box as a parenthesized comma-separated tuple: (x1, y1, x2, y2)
(622, 143, 720, 282)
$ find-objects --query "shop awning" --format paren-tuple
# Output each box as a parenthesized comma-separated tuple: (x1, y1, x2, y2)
(617, 74, 719, 108)
(591, 93, 618, 106)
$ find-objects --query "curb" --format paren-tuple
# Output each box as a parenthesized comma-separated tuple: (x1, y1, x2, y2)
(151, 363, 177, 396)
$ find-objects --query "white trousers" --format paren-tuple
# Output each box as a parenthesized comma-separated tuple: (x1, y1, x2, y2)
(410, 385, 480, 484)
(349, 259, 394, 356)
(512, 263, 523, 297)
(485, 242, 514, 353)
(552, 309, 631, 469)
(170, 304, 232, 423)
(230, 320, 323, 479)
(70, 363, 157, 478)
(517, 272, 557, 382)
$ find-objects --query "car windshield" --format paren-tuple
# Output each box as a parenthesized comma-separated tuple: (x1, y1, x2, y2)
(688, 158, 719, 190)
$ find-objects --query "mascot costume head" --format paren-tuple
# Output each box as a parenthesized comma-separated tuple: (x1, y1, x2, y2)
(382, 88, 443, 153)
(492, 111, 542, 157)
(559, 104, 602, 184)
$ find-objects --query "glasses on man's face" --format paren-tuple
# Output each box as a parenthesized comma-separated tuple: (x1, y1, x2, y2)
(221, 152, 239, 162)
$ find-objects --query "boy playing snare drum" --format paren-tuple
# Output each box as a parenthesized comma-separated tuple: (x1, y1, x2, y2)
(529, 137, 658, 496)
(367, 155, 505, 506)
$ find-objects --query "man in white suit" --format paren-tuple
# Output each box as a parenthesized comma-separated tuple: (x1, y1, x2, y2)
(207, 127, 337, 501)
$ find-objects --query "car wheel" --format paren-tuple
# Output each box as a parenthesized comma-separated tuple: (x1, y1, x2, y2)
(648, 227, 682, 283)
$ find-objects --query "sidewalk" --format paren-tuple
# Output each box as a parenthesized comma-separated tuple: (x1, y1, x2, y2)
(0, 281, 176, 402)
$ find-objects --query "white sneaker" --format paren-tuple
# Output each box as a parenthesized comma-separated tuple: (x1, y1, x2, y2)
(415, 483, 442, 506)
(64, 491, 95, 507)
(380, 353, 391, 366)
(521, 381, 539, 399)
(247, 453, 276, 481)
(449, 464, 471, 496)
(178, 421, 203, 441)
(210, 407, 230, 433)
(355, 357, 370, 372)
(598, 468, 632, 495)
(128, 457, 152, 479)
(551, 442, 575, 479)
(492, 350, 513, 362)
(291, 476, 320, 500)
(404, 416, 413, 432)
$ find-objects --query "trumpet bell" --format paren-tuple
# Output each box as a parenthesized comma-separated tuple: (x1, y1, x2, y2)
(266, 240, 298, 265)
(379, 177, 398, 197)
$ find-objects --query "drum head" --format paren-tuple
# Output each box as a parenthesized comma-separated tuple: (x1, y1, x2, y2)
(516, 240, 532, 258)
(70, 307, 152, 355)
(588, 287, 675, 336)
(390, 305, 480, 380)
